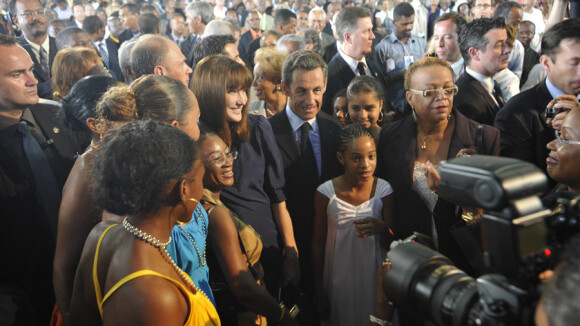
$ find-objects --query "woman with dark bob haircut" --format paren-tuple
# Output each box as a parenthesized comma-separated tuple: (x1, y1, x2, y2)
(69, 120, 220, 325)
(192, 55, 300, 298)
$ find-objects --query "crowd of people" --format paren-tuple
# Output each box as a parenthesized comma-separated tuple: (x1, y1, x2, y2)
(0, 0, 579, 324)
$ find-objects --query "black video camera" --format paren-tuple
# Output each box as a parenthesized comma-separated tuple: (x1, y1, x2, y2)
(382, 156, 580, 326)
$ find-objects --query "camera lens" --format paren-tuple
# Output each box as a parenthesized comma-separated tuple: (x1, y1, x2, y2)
(383, 242, 479, 326)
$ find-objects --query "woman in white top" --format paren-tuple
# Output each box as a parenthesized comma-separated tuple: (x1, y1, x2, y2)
(312, 124, 394, 326)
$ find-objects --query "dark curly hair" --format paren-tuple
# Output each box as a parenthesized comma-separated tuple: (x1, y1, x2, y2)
(337, 124, 374, 153)
(93, 120, 198, 216)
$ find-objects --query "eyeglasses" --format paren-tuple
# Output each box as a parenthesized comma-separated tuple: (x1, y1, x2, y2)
(207, 150, 238, 167)
(408, 85, 458, 98)
(555, 130, 580, 147)
(18, 9, 47, 18)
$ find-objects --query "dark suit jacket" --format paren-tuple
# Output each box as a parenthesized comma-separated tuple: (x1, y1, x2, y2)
(494, 78, 554, 174)
(238, 29, 261, 63)
(117, 28, 135, 45)
(105, 37, 124, 82)
(322, 41, 337, 63)
(245, 37, 261, 70)
(376, 111, 500, 276)
(268, 109, 342, 289)
(322, 53, 388, 116)
(180, 33, 202, 68)
(19, 35, 57, 99)
(454, 72, 500, 126)
(427, 8, 441, 40)
(0, 102, 86, 325)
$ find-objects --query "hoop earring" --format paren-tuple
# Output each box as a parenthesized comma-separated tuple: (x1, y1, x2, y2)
(187, 198, 199, 204)
(377, 111, 384, 123)
(344, 112, 351, 122)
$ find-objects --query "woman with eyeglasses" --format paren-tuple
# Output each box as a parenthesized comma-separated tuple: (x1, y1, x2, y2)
(192, 55, 300, 301)
(249, 48, 287, 118)
(198, 133, 298, 325)
(546, 104, 580, 193)
(376, 57, 500, 276)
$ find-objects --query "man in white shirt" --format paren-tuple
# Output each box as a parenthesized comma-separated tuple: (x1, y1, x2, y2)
(517, 0, 545, 50)
(308, 7, 334, 49)
(433, 12, 466, 80)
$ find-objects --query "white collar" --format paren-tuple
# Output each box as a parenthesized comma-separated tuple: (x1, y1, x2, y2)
(338, 48, 367, 75)
(466, 66, 494, 94)
(285, 103, 318, 133)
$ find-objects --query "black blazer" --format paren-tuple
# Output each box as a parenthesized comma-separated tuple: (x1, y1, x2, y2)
(376, 111, 500, 276)
(105, 37, 124, 82)
(454, 72, 500, 126)
(19, 35, 57, 99)
(494, 78, 554, 174)
(322, 53, 387, 116)
(238, 29, 261, 63)
(322, 41, 337, 63)
(268, 109, 342, 287)
(117, 28, 134, 46)
(0, 102, 86, 325)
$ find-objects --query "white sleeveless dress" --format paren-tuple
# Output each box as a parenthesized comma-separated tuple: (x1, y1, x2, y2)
(318, 178, 393, 326)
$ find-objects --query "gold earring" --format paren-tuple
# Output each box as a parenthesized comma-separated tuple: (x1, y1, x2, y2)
(186, 198, 199, 204)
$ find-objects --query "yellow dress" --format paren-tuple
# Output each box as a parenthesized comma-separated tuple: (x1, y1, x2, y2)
(93, 224, 221, 325)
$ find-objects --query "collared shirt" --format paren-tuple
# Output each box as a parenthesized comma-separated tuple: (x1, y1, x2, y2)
(285, 104, 321, 174)
(508, 39, 524, 78)
(375, 32, 426, 112)
(171, 33, 185, 44)
(338, 49, 370, 76)
(451, 57, 464, 81)
(545, 76, 569, 99)
(466, 67, 495, 96)
(0, 109, 41, 137)
(23, 34, 50, 63)
(249, 28, 262, 40)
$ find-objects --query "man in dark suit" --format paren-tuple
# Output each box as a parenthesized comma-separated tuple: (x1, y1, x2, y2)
(117, 3, 139, 45)
(0, 35, 85, 326)
(269, 50, 342, 324)
(83, 16, 123, 82)
(66, 2, 84, 28)
(181, 1, 212, 68)
(495, 19, 580, 175)
(10, 0, 57, 99)
(322, 6, 387, 116)
(238, 10, 261, 63)
(454, 18, 510, 125)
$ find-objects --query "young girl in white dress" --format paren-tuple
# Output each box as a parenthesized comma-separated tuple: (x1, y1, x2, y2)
(312, 124, 394, 326)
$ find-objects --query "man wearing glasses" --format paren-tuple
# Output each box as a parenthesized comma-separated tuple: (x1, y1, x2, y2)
(472, 0, 494, 19)
(454, 18, 510, 125)
(9, 0, 56, 99)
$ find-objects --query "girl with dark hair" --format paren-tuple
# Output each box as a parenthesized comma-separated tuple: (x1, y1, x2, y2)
(192, 55, 299, 296)
(346, 76, 385, 139)
(69, 120, 219, 325)
(312, 124, 394, 326)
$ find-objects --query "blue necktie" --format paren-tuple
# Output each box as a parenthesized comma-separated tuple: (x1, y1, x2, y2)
(17, 122, 61, 235)
(98, 42, 109, 68)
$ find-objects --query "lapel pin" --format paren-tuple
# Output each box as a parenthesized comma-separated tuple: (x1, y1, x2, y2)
(53, 127, 59, 134)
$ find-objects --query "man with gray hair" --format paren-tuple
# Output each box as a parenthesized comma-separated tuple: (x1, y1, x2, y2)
(276, 33, 305, 54)
(131, 34, 192, 85)
(323, 6, 388, 115)
(203, 19, 236, 39)
(309, 7, 334, 49)
(269, 50, 342, 324)
(118, 37, 138, 83)
(54, 26, 92, 50)
(181, 1, 213, 67)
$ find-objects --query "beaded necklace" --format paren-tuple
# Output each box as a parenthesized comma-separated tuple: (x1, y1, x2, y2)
(177, 206, 207, 266)
(121, 217, 210, 301)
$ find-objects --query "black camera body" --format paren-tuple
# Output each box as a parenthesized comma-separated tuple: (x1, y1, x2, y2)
(383, 156, 580, 326)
